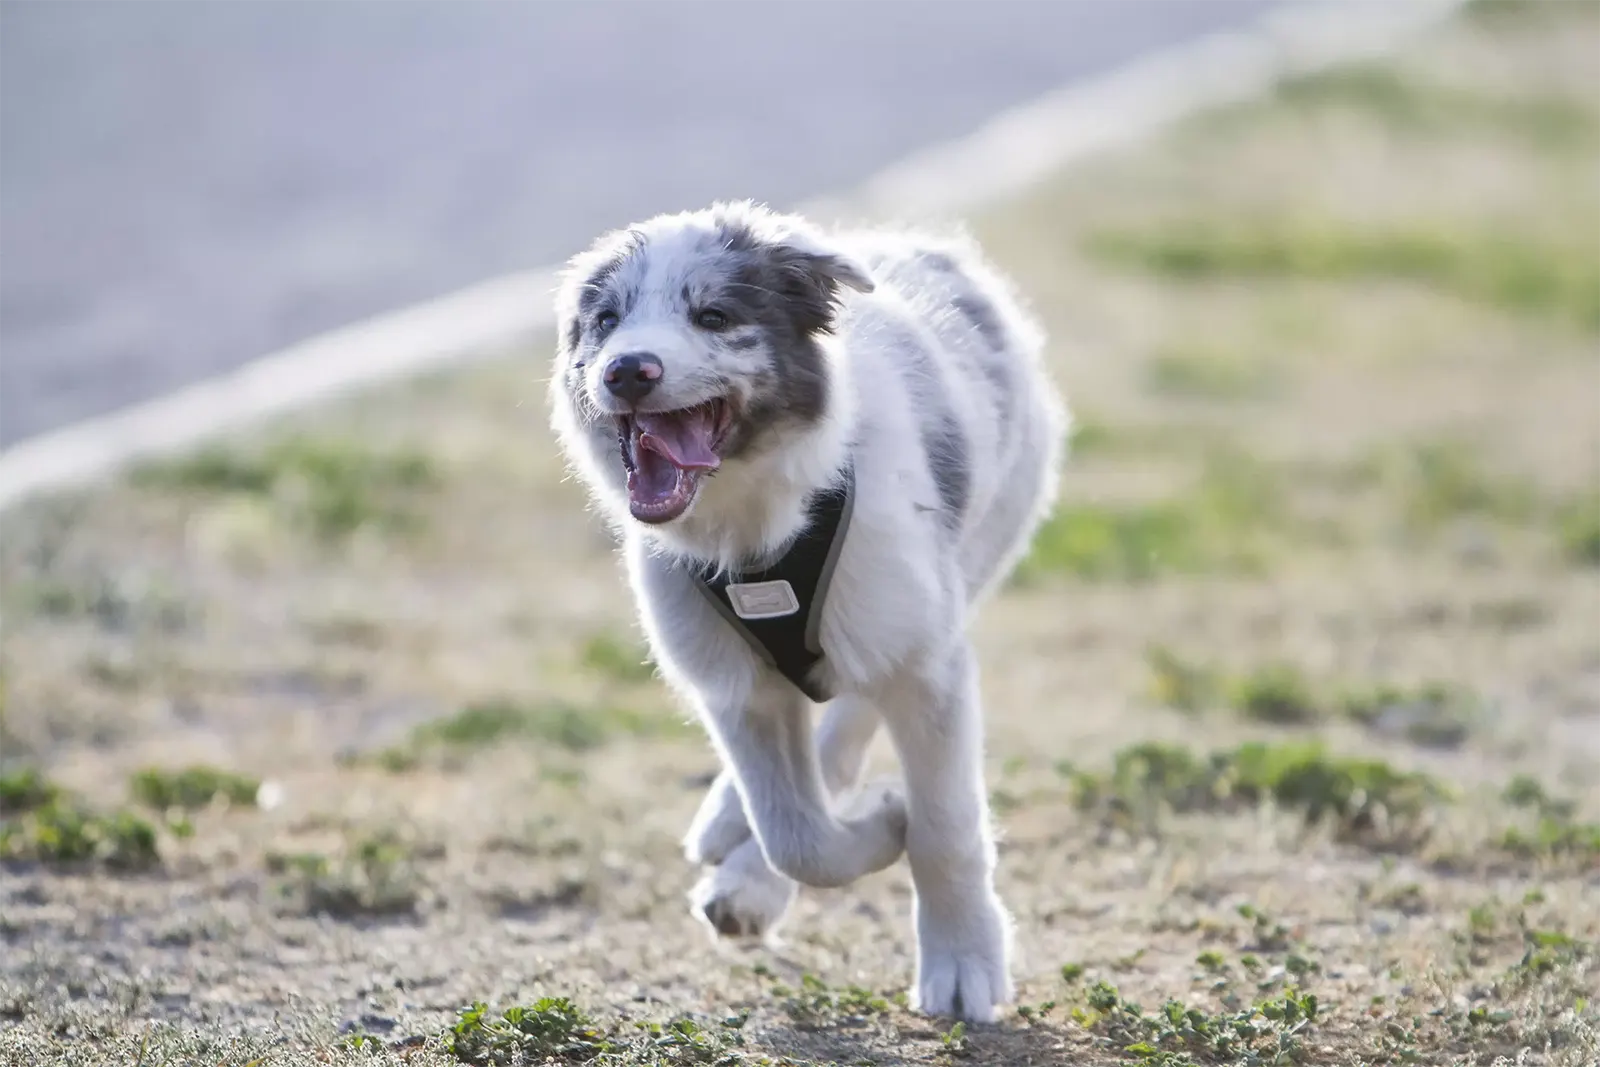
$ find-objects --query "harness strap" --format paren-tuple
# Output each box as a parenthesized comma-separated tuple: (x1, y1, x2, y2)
(689, 468, 855, 703)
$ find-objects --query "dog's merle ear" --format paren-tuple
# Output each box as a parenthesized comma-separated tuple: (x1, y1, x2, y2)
(772, 225, 876, 296)
(758, 219, 877, 336)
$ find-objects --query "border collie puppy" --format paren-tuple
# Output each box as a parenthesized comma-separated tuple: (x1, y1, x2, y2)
(549, 200, 1065, 1022)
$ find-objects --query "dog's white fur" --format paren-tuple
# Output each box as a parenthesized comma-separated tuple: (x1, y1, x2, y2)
(548, 201, 1066, 1022)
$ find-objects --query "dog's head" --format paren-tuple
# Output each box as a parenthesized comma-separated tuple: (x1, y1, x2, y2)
(549, 201, 874, 527)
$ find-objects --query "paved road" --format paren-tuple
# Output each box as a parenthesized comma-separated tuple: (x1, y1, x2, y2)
(0, 0, 1283, 446)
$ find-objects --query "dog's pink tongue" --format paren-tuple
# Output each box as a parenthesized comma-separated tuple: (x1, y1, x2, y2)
(635, 408, 720, 470)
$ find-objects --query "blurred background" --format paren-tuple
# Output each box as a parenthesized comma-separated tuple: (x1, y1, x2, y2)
(0, 0, 1283, 446)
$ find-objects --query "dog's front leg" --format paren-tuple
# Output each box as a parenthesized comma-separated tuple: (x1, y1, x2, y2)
(876, 644, 1014, 1023)
(686, 694, 883, 938)
(702, 679, 904, 892)
(684, 694, 883, 868)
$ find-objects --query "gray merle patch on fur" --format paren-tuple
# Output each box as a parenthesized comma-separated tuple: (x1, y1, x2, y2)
(891, 321, 972, 528)
(951, 294, 1008, 353)
(924, 413, 971, 528)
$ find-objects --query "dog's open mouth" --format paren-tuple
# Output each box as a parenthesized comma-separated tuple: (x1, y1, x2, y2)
(616, 399, 730, 524)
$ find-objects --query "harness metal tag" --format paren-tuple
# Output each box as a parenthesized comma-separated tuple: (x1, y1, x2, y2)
(725, 580, 801, 620)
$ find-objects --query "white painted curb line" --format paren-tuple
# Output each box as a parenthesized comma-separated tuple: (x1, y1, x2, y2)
(0, 0, 1464, 513)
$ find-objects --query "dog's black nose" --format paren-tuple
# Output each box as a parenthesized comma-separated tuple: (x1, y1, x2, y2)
(603, 352, 663, 403)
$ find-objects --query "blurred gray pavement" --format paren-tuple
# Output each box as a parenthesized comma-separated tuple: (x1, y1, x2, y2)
(0, 0, 1283, 446)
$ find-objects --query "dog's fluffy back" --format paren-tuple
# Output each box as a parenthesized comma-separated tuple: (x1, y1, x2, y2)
(830, 226, 1067, 604)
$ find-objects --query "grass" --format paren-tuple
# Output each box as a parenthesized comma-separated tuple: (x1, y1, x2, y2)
(767, 972, 892, 1030)
(1229, 664, 1320, 726)
(1065, 739, 1449, 849)
(1276, 63, 1598, 152)
(1019, 451, 1284, 582)
(1, 769, 160, 870)
(1145, 649, 1482, 748)
(1145, 346, 1279, 401)
(0, 766, 58, 814)
(1086, 217, 1600, 333)
(131, 436, 439, 539)
(444, 997, 752, 1065)
(1498, 775, 1600, 865)
(1073, 976, 1320, 1067)
(129, 765, 260, 810)
(267, 833, 421, 919)
(1372, 438, 1540, 530)
(1558, 492, 1600, 566)
(372, 698, 689, 771)
(580, 632, 657, 684)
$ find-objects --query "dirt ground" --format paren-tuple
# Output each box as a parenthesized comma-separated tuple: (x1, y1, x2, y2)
(2, 4, 1597, 1065)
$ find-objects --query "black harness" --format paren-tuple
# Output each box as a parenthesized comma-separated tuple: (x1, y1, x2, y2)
(690, 468, 855, 703)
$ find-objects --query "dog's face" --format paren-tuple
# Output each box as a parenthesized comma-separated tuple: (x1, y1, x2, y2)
(550, 201, 874, 527)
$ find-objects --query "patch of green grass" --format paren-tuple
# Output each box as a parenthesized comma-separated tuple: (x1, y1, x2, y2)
(1067, 740, 1447, 849)
(1341, 681, 1479, 750)
(1146, 650, 1479, 748)
(1231, 663, 1320, 726)
(0, 767, 58, 815)
(1376, 439, 1540, 531)
(579, 633, 656, 684)
(444, 996, 749, 1065)
(1557, 492, 1600, 566)
(0, 795, 159, 870)
(1466, 0, 1595, 27)
(1087, 218, 1600, 333)
(429, 699, 670, 751)
(369, 698, 691, 772)
(132, 436, 439, 539)
(129, 766, 260, 811)
(1074, 977, 1319, 1066)
(267, 833, 420, 919)
(447, 997, 610, 1064)
(1020, 451, 1284, 582)
(1146, 346, 1278, 401)
(1277, 64, 1598, 152)
(769, 973, 891, 1030)
(1497, 775, 1600, 864)
(1145, 646, 1220, 714)
(1236, 904, 1294, 954)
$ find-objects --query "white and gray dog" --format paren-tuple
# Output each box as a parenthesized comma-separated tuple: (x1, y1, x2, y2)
(548, 200, 1065, 1022)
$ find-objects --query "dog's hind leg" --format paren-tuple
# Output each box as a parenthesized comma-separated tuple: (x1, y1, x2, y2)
(687, 694, 882, 938)
(875, 641, 1013, 1023)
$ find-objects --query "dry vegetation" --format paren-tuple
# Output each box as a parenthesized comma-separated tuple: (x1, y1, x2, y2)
(2, 3, 1597, 1064)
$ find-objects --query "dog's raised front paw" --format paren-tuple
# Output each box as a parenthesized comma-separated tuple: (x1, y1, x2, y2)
(910, 892, 1014, 1023)
(836, 779, 909, 879)
(689, 837, 796, 940)
(682, 770, 751, 867)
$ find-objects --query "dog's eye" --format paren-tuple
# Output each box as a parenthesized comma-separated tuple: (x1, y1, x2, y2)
(596, 310, 619, 335)
(694, 308, 728, 331)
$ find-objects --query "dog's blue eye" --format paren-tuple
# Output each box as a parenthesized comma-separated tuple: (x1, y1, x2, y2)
(597, 311, 619, 334)
(695, 308, 728, 331)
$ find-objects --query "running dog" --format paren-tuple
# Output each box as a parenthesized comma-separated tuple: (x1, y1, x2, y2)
(548, 200, 1065, 1022)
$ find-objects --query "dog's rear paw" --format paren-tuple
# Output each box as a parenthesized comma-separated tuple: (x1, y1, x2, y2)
(689, 837, 796, 941)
